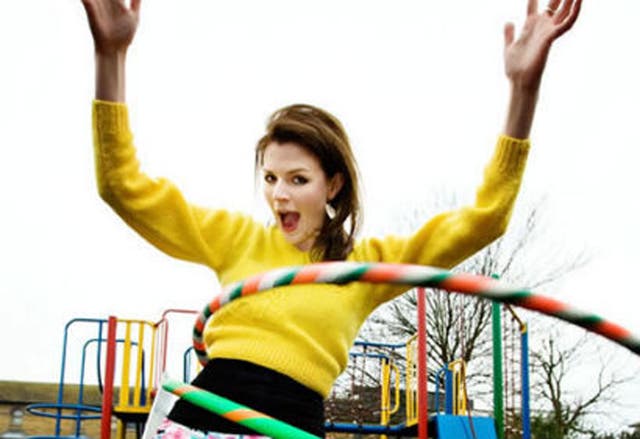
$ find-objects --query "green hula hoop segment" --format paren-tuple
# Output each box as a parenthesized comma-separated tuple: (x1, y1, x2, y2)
(163, 262, 640, 438)
(162, 380, 320, 439)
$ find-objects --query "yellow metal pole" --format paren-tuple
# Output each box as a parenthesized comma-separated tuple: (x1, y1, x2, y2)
(380, 358, 390, 439)
(120, 321, 132, 407)
(405, 335, 418, 425)
(133, 323, 144, 406)
(390, 362, 401, 417)
(116, 419, 125, 439)
(448, 360, 468, 415)
(148, 324, 157, 404)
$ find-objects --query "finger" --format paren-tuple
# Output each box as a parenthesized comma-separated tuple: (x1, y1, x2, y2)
(554, 0, 573, 22)
(527, 0, 539, 16)
(80, 0, 96, 16)
(546, 0, 562, 15)
(111, 0, 132, 15)
(111, 0, 127, 12)
(130, 0, 141, 13)
(555, 0, 582, 37)
(504, 22, 515, 48)
(80, 0, 104, 29)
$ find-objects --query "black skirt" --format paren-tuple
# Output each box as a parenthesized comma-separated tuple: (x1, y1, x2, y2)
(167, 358, 325, 437)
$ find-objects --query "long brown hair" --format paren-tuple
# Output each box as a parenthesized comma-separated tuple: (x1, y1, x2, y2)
(255, 104, 362, 261)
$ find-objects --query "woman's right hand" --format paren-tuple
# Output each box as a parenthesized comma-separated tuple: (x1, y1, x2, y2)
(81, 0, 141, 55)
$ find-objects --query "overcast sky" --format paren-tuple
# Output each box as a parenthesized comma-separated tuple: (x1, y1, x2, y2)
(1, 0, 639, 431)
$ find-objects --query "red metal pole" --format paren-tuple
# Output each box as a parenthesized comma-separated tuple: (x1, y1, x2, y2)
(417, 287, 428, 439)
(101, 316, 117, 439)
(156, 309, 198, 384)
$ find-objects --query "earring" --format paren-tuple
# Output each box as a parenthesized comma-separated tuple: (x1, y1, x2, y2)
(325, 202, 336, 220)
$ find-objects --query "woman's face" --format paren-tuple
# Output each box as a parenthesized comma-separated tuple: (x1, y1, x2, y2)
(262, 141, 342, 252)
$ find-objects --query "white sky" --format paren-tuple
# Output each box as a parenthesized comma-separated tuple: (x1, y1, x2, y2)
(1, 0, 639, 431)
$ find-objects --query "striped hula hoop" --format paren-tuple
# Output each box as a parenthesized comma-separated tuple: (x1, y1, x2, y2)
(193, 262, 640, 364)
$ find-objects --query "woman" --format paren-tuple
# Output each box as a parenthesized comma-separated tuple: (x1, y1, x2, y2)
(80, 0, 581, 437)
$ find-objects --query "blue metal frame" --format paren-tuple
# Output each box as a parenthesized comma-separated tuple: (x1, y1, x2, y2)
(324, 421, 413, 434)
(434, 365, 454, 415)
(521, 325, 531, 439)
(26, 318, 147, 439)
(54, 319, 107, 437)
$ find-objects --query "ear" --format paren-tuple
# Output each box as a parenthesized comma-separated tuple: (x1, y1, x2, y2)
(327, 173, 345, 201)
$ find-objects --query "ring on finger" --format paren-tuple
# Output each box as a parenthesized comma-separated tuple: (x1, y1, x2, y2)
(545, 6, 556, 14)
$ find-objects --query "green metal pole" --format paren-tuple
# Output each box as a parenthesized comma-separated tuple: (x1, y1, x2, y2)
(492, 300, 504, 439)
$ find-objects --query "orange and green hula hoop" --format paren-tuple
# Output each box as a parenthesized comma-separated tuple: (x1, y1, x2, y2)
(193, 262, 640, 363)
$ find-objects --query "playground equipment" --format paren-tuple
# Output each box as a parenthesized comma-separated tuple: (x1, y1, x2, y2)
(324, 339, 416, 436)
(27, 311, 197, 439)
(323, 328, 505, 437)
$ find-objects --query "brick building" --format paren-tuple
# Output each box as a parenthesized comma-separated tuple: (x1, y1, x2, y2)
(0, 381, 113, 439)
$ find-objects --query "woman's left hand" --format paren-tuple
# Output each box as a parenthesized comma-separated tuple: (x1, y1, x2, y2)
(504, 0, 582, 91)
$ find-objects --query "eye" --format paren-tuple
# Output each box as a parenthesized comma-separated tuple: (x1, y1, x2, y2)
(292, 175, 308, 185)
(264, 173, 276, 184)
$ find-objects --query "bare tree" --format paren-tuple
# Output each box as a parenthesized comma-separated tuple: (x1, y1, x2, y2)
(530, 327, 635, 438)
(361, 197, 587, 393)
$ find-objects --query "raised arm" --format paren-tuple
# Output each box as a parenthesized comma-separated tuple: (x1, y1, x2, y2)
(81, 0, 141, 102)
(503, 0, 582, 139)
(78, 0, 251, 270)
(356, 1, 583, 305)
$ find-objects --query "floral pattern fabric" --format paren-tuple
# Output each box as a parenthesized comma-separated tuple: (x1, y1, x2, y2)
(154, 418, 269, 439)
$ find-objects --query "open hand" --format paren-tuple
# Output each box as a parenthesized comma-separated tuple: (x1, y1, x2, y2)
(81, 0, 141, 55)
(504, 0, 582, 91)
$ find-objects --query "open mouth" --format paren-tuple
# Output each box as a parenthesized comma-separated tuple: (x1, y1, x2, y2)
(279, 211, 300, 233)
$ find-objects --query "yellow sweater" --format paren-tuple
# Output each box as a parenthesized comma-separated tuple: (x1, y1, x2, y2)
(92, 100, 530, 398)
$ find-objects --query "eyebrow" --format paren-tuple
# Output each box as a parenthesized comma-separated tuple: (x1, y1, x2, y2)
(262, 167, 312, 174)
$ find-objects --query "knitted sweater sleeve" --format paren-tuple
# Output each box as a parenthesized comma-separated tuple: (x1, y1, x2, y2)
(354, 135, 530, 304)
(92, 100, 256, 271)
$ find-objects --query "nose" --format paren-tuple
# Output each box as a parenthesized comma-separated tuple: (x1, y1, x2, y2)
(272, 181, 290, 201)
